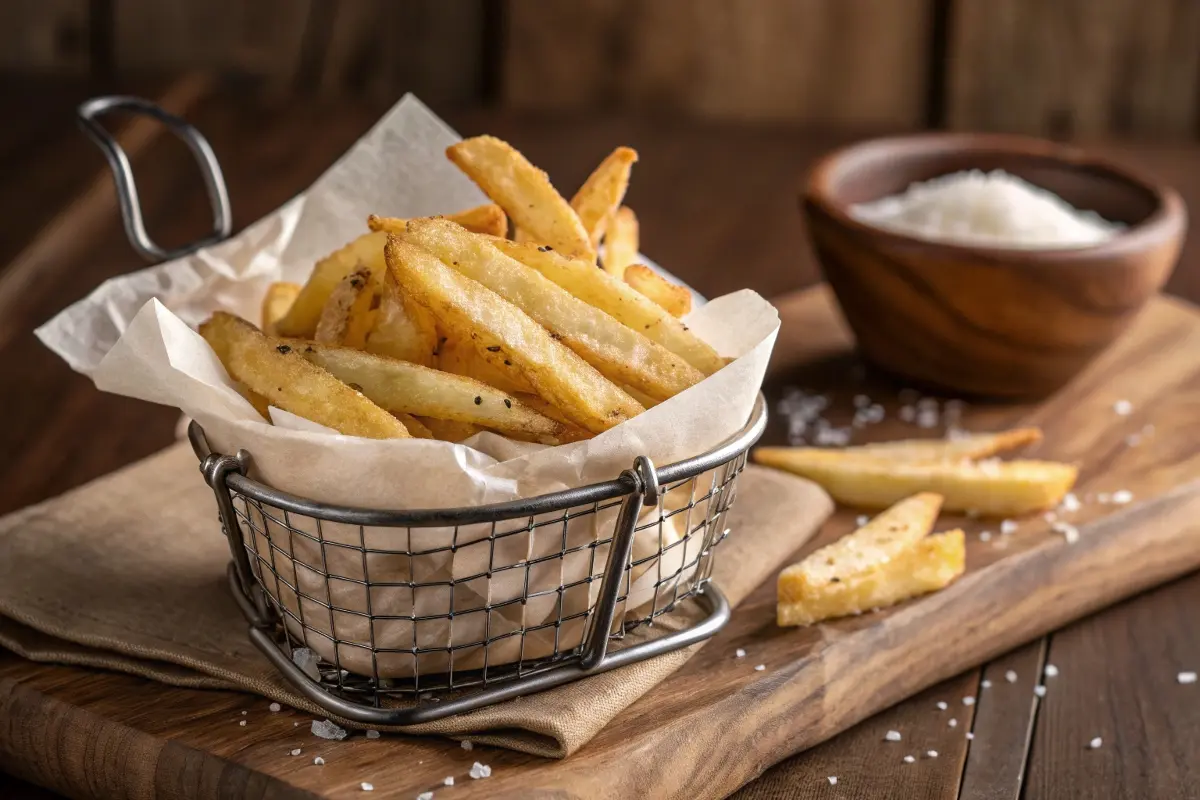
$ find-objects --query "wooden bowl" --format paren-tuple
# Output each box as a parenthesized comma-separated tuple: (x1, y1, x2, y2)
(802, 133, 1186, 398)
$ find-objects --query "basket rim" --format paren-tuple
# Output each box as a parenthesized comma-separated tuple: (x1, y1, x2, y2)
(189, 393, 767, 527)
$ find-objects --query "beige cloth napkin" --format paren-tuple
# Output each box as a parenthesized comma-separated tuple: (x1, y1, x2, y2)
(0, 443, 831, 758)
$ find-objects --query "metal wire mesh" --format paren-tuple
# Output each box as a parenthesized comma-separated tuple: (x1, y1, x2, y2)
(225, 453, 746, 704)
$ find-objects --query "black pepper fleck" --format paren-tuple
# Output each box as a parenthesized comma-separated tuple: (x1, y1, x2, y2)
(276, 344, 292, 354)
(474, 396, 482, 405)
(349, 383, 363, 392)
(487, 346, 501, 352)
(504, 399, 512, 408)
(503, 359, 511, 366)
(830, 576, 841, 583)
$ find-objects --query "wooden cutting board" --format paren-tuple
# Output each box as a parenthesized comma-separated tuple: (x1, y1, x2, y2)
(3, 285, 1200, 800)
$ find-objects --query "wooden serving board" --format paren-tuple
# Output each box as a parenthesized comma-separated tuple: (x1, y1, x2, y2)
(4, 285, 1200, 800)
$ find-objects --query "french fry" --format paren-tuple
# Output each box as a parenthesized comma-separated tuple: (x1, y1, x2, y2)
(853, 428, 1043, 462)
(625, 264, 692, 318)
(367, 203, 509, 238)
(261, 282, 301, 336)
(298, 343, 566, 442)
(403, 219, 703, 401)
(752, 448, 1077, 515)
(385, 236, 643, 434)
(437, 332, 533, 395)
(603, 206, 639, 278)
(419, 417, 482, 443)
(777, 530, 965, 627)
(446, 136, 595, 261)
(363, 272, 438, 367)
(395, 412, 434, 439)
(275, 231, 387, 338)
(571, 147, 638, 247)
(199, 312, 409, 439)
(491, 238, 725, 375)
(512, 393, 593, 443)
(314, 268, 376, 346)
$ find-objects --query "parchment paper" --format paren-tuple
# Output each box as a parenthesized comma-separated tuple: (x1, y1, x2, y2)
(34, 95, 779, 677)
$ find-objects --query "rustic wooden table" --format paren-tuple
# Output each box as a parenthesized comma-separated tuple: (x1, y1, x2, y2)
(1, 77, 1197, 799)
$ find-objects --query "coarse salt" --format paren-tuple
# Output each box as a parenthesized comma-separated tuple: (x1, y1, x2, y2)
(1000, 520, 1018, 535)
(1113, 400, 1133, 416)
(1059, 493, 1081, 513)
(1088, 737, 1103, 749)
(1005, 670, 1018, 683)
(981, 680, 992, 689)
(461, 740, 473, 750)
(936, 701, 948, 710)
(754, 664, 766, 672)
(269, 702, 281, 712)
(238, 720, 247, 727)
(916, 408, 939, 429)
(827, 777, 838, 785)
(290, 748, 301, 756)
(1034, 685, 1047, 698)
(444, 776, 455, 786)
(469, 762, 492, 780)
(416, 793, 432, 800)
(966, 732, 974, 740)
(849, 170, 1122, 248)
(1111, 490, 1133, 505)
(1053, 522, 1080, 544)
(241, 710, 248, 716)
(962, 696, 975, 706)
(903, 755, 916, 764)
(361, 783, 374, 792)
(949, 718, 958, 728)
(1179, 671, 1197, 684)
(314, 757, 325, 766)
(1044, 664, 1059, 678)
(885, 730, 902, 742)
(735, 648, 747, 658)
(311, 719, 348, 741)
(898, 405, 916, 423)
(365, 730, 380, 740)
(291, 647, 321, 682)
(927, 750, 939, 759)
(979, 531, 992, 542)
(856, 515, 870, 527)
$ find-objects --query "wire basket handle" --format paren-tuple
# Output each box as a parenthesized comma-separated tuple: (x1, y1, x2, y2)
(77, 95, 232, 262)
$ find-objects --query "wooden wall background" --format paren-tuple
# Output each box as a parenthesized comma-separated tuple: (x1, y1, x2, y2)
(2, 0, 1200, 139)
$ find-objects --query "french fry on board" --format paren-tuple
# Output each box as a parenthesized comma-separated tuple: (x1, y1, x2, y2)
(852, 428, 1043, 462)
(403, 218, 703, 401)
(367, 203, 509, 238)
(624, 264, 693, 318)
(261, 282, 301, 336)
(752, 447, 1077, 516)
(602, 205, 639, 278)
(446, 136, 595, 261)
(571, 146, 638, 247)
(384, 236, 643, 434)
(491, 238, 726, 376)
(274, 231, 387, 339)
(199, 312, 410, 439)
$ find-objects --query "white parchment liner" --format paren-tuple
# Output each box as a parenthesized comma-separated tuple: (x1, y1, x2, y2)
(36, 95, 779, 677)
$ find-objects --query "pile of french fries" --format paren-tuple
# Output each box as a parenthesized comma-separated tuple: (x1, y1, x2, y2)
(201, 136, 727, 444)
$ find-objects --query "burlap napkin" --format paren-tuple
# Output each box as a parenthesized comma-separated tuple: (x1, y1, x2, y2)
(0, 443, 831, 758)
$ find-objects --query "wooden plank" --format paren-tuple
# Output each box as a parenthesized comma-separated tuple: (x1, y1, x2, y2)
(0, 0, 89, 74)
(945, 0, 1200, 138)
(502, 0, 933, 126)
(958, 639, 1047, 800)
(1023, 572, 1200, 798)
(731, 670, 981, 799)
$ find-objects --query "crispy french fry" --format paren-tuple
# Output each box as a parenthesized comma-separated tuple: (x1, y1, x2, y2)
(603, 206, 639, 278)
(752, 448, 1077, 515)
(777, 530, 965, 627)
(491, 238, 725, 375)
(571, 147, 638, 247)
(853, 428, 1043, 462)
(404, 219, 703, 401)
(625, 264, 692, 318)
(364, 272, 439, 367)
(437, 331, 533, 395)
(298, 343, 565, 442)
(419, 417, 482, 443)
(367, 204, 509, 238)
(199, 312, 409, 439)
(275, 231, 387, 338)
(395, 412, 434, 439)
(314, 268, 376, 346)
(446, 136, 595, 261)
(261, 282, 301, 336)
(512, 393, 593, 443)
(385, 236, 643, 434)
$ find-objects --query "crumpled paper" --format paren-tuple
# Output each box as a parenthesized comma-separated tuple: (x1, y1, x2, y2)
(35, 95, 779, 677)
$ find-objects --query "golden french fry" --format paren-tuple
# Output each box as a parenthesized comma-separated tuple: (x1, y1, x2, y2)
(404, 219, 702, 402)
(419, 417, 482, 443)
(364, 272, 438, 367)
(314, 268, 376, 346)
(275, 231, 387, 338)
(199, 312, 409, 439)
(395, 412, 434, 439)
(446, 136, 595, 261)
(367, 204, 509, 238)
(752, 448, 1077, 515)
(571, 147, 638, 247)
(261, 282, 301, 336)
(777, 530, 965, 627)
(853, 428, 1043, 462)
(491, 238, 725, 375)
(512, 393, 593, 443)
(624, 264, 692, 318)
(298, 343, 566, 442)
(437, 331, 533, 395)
(385, 236, 642, 434)
(603, 206, 639, 278)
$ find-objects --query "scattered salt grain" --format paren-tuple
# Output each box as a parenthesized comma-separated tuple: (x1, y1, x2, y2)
(469, 762, 492, 780)
(365, 730, 380, 740)
(269, 702, 281, 712)
(241, 710, 248, 716)
(1053, 521, 1080, 544)
(312, 719, 349, 741)
(1111, 490, 1133, 505)
(1005, 670, 1018, 684)
(898, 405, 916, 423)
(290, 748, 301, 756)
(294, 722, 300, 727)
(361, 783, 374, 792)
(314, 757, 325, 766)
(444, 776, 455, 786)
(936, 701, 948, 710)
(885, 730, 902, 742)
(416, 793, 432, 800)
(735, 648, 747, 658)
(857, 515, 870, 527)
(827, 776, 838, 785)
(461, 740, 473, 751)
(1000, 520, 1018, 535)
(962, 696, 975, 706)
(238, 720, 247, 727)
(949, 718, 958, 728)
(1059, 493, 1081, 513)
(754, 664, 766, 672)
(966, 732, 974, 740)
(815, 426, 852, 447)
(1179, 671, 1198, 685)
(1044, 664, 1059, 678)
(979, 531, 992, 542)
(1088, 736, 1103, 749)
(903, 755, 916, 764)
(981, 680, 992, 689)
(926, 750, 939, 759)
(1113, 400, 1133, 416)
(291, 648, 321, 682)
(1034, 685, 1047, 698)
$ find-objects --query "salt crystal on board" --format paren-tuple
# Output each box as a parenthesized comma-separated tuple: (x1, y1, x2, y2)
(1111, 490, 1133, 505)
(981, 680, 992, 689)
(290, 748, 301, 756)
(1053, 522, 1080, 544)
(469, 762, 492, 779)
(949, 718, 958, 728)
(461, 740, 474, 750)
(416, 793, 432, 800)
(885, 730, 902, 742)
(269, 702, 281, 712)
(238, 720, 246, 727)
(936, 701, 948, 710)
(1000, 520, 1018, 535)
(312, 719, 348, 741)
(754, 664, 766, 672)
(903, 755, 916, 764)
(927, 750, 939, 758)
(1088, 737, 1103, 749)
(1005, 670, 1018, 683)
(735, 648, 747, 658)
(314, 757, 325, 766)
(1035, 685, 1047, 697)
(1059, 493, 1081, 513)
(365, 730, 381, 739)
(361, 783, 374, 792)
(1179, 671, 1198, 685)
(1113, 400, 1133, 416)
(856, 515, 870, 527)
(1044, 664, 1059, 678)
(962, 696, 975, 706)
(291, 648, 321, 682)
(827, 776, 838, 785)
(444, 776, 455, 786)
